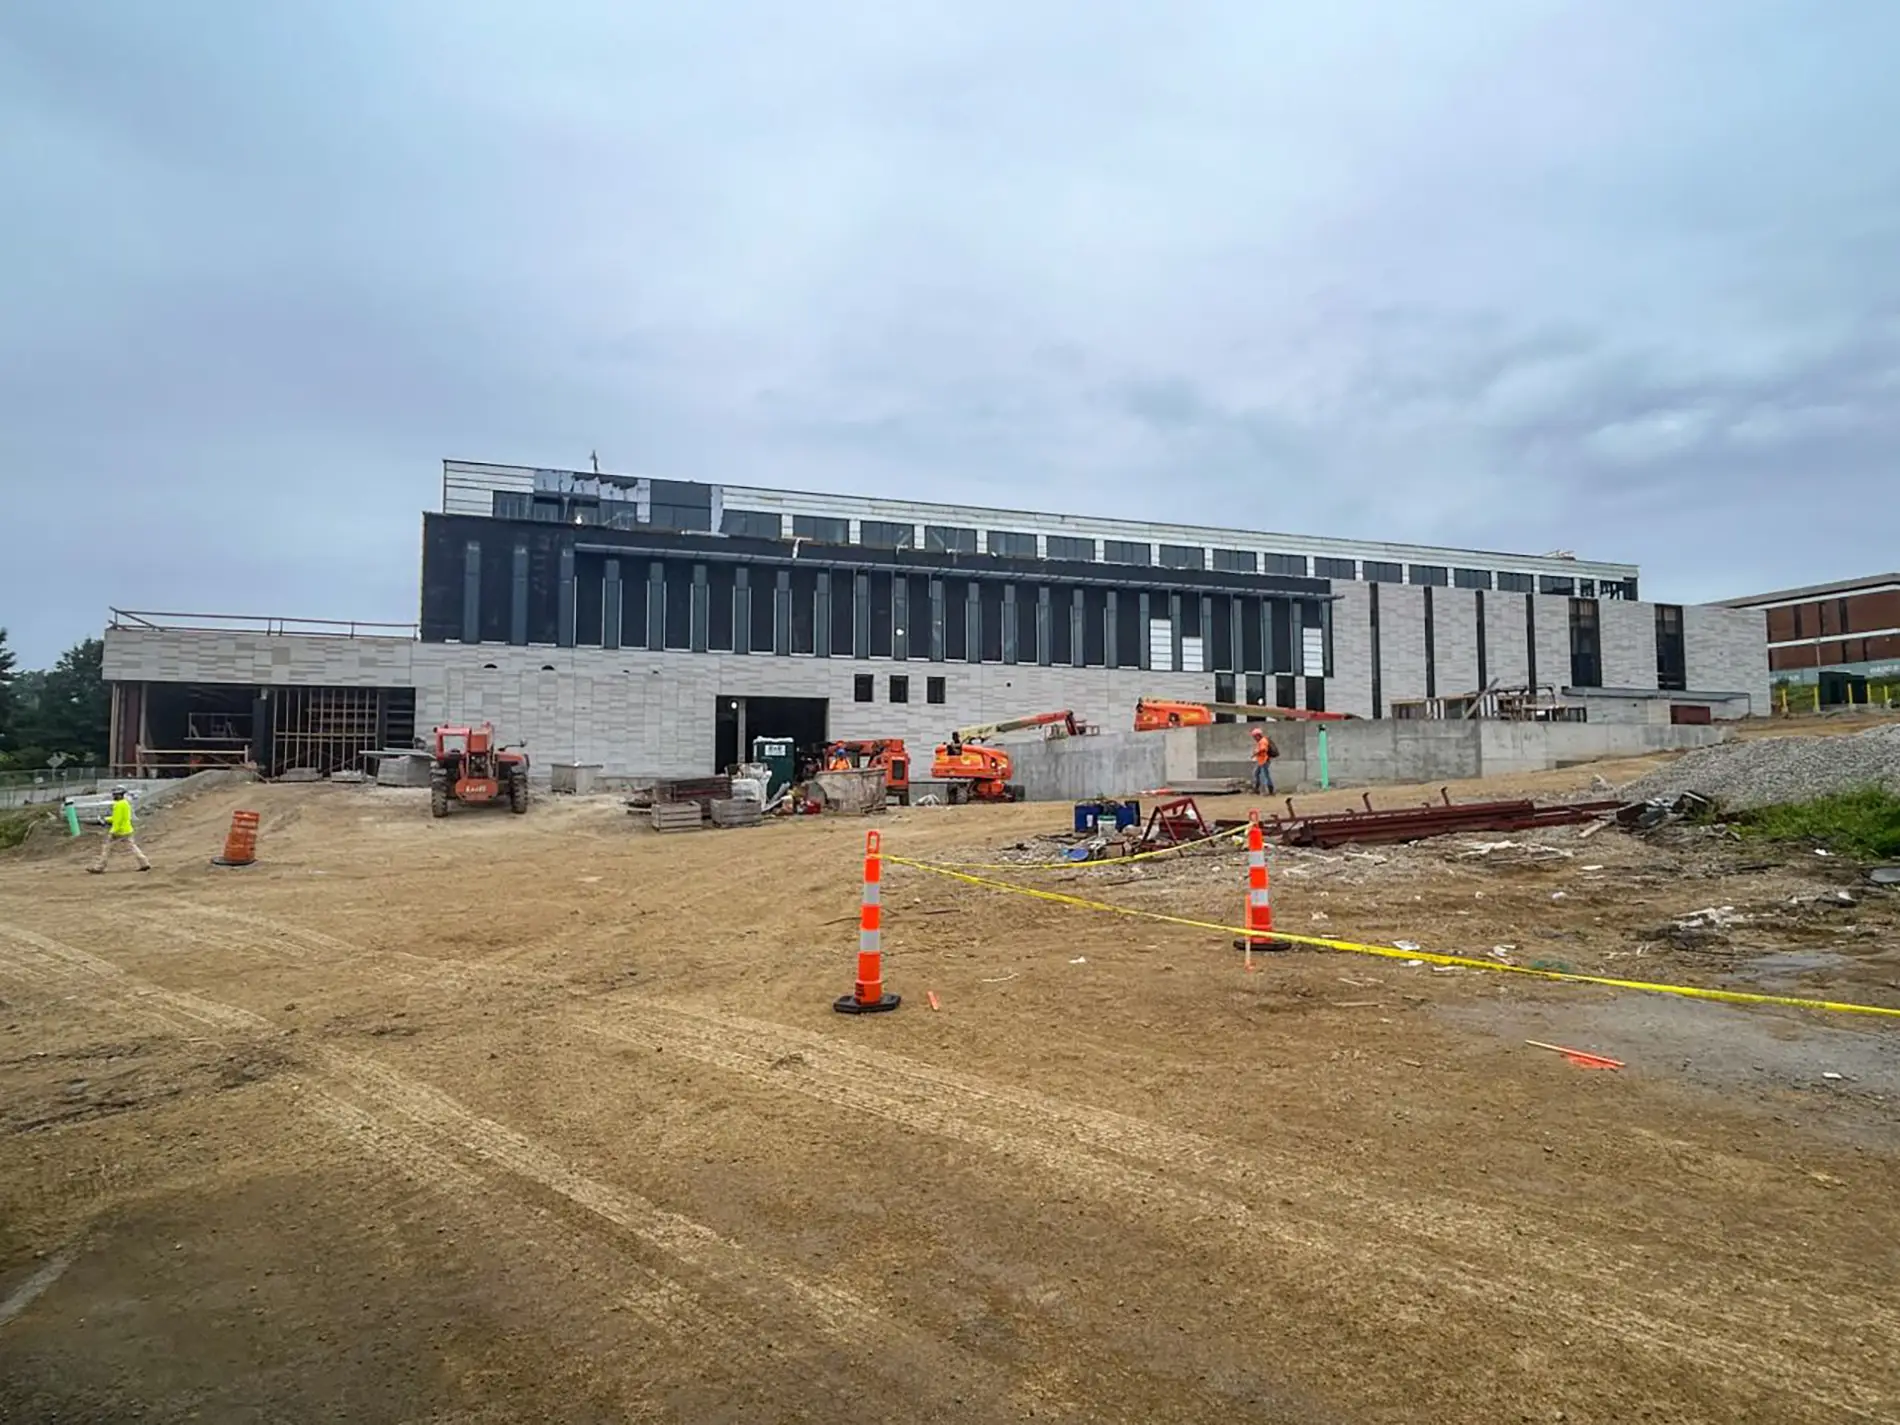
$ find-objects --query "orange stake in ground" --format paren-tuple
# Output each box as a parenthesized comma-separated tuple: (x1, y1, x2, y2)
(1526, 1040, 1624, 1070)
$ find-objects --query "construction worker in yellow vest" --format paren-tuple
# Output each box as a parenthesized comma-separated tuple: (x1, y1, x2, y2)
(90, 787, 152, 874)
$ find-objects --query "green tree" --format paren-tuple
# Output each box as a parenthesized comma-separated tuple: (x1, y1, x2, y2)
(20, 639, 109, 765)
(0, 627, 15, 752)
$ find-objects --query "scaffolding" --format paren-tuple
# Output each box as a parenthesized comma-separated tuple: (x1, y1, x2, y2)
(1391, 684, 1588, 723)
(268, 687, 384, 776)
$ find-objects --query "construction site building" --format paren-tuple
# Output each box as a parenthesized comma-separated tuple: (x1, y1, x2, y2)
(99, 459, 1770, 781)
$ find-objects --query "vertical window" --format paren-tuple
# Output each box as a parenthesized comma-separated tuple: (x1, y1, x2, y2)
(1656, 604, 1687, 691)
(1569, 597, 1601, 688)
(708, 566, 735, 652)
(868, 573, 894, 658)
(829, 570, 854, 655)
(854, 674, 874, 702)
(927, 676, 946, 704)
(889, 675, 909, 704)
(663, 563, 693, 649)
(789, 568, 818, 655)
(944, 578, 970, 661)
(979, 583, 1004, 661)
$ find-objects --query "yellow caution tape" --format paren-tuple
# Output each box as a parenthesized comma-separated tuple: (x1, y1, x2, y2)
(887, 855, 1900, 1021)
(924, 824, 1250, 872)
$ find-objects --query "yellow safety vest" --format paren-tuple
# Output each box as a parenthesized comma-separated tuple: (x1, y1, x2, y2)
(108, 799, 134, 837)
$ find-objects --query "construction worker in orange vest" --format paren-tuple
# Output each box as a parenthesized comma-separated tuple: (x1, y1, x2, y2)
(826, 744, 852, 772)
(1249, 726, 1277, 795)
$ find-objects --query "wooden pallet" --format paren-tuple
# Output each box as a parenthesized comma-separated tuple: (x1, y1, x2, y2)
(650, 802, 705, 833)
(709, 798, 762, 829)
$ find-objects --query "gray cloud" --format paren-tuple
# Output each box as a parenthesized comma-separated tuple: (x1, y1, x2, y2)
(3, 0, 1898, 663)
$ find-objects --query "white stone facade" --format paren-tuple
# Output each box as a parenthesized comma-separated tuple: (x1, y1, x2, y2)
(103, 586, 1770, 778)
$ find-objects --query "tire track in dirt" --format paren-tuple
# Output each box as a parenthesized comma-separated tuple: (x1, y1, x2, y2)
(75, 903, 1899, 1419)
(586, 998, 1897, 1422)
(0, 919, 1041, 1423)
(101, 901, 1896, 1418)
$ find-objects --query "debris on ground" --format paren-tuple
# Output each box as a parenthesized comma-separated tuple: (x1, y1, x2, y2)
(1624, 725, 1900, 811)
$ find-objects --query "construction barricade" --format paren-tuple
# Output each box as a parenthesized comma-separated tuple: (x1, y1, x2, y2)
(212, 810, 260, 868)
(835, 830, 899, 1014)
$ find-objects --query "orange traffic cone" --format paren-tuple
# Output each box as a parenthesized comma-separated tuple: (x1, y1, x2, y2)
(1233, 812, 1279, 963)
(212, 810, 260, 868)
(835, 830, 899, 1014)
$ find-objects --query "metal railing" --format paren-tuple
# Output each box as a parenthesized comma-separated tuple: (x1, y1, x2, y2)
(108, 609, 418, 639)
(0, 765, 107, 809)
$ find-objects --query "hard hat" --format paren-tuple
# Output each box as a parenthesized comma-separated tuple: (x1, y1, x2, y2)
(1249, 727, 1265, 738)
(112, 785, 128, 796)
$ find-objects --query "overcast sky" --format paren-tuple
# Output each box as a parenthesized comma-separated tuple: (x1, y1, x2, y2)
(3, 1, 1896, 666)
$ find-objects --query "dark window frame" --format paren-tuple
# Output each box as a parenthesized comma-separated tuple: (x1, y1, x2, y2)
(987, 530, 1037, 558)
(858, 518, 916, 550)
(1159, 543, 1206, 570)
(888, 674, 910, 704)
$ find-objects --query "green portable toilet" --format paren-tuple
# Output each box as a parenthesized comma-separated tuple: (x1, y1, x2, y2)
(751, 736, 796, 802)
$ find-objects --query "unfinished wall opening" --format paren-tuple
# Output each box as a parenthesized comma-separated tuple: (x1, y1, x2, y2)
(716, 696, 829, 775)
(138, 683, 256, 774)
(265, 686, 403, 777)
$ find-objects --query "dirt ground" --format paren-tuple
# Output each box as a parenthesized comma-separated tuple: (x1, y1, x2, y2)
(2, 752, 1898, 1423)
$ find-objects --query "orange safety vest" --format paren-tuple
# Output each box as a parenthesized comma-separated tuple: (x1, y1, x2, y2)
(1252, 739, 1272, 764)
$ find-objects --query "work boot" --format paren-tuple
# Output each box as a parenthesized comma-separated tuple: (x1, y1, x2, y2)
(138, 865, 153, 873)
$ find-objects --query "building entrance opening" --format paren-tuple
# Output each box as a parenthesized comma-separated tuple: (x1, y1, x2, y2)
(713, 696, 828, 775)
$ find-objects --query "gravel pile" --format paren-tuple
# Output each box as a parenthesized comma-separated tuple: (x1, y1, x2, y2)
(1623, 725, 1900, 811)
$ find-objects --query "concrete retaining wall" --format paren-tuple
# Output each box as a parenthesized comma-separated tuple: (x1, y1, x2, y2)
(1007, 718, 1728, 799)
(1006, 731, 1171, 801)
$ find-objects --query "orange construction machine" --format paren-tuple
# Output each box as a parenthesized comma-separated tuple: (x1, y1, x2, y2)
(429, 723, 530, 817)
(825, 739, 912, 804)
(1133, 698, 1353, 731)
(930, 711, 1092, 803)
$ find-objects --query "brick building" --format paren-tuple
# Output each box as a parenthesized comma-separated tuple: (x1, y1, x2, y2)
(1720, 574, 1900, 685)
(99, 459, 1770, 780)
